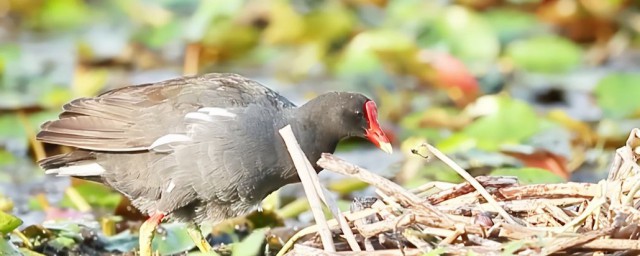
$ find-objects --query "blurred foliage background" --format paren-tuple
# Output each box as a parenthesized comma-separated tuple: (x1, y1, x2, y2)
(2, 0, 640, 254)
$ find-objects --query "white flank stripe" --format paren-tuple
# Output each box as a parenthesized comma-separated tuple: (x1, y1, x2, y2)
(198, 107, 236, 118)
(149, 134, 191, 152)
(48, 162, 106, 176)
(166, 181, 176, 193)
(185, 112, 213, 122)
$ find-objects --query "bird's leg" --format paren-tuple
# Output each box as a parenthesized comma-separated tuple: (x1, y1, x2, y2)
(187, 222, 212, 252)
(139, 212, 165, 256)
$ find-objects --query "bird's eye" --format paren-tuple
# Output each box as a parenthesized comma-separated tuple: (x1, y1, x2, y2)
(355, 110, 363, 117)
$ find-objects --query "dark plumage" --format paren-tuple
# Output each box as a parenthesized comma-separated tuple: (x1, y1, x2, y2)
(37, 73, 391, 254)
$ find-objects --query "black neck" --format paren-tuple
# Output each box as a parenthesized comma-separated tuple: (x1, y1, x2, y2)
(282, 98, 348, 170)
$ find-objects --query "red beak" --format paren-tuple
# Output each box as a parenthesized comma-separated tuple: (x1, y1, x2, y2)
(364, 101, 393, 154)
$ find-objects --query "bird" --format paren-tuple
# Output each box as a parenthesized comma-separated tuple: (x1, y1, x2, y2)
(36, 73, 392, 255)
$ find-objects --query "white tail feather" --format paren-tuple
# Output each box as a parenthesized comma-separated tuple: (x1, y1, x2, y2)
(46, 162, 106, 176)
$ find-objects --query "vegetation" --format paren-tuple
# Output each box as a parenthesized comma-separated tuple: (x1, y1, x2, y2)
(1, 0, 640, 255)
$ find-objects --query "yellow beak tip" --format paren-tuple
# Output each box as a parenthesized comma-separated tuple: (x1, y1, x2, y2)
(380, 142, 393, 154)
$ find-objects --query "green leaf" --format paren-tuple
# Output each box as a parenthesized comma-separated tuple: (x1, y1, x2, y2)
(506, 35, 582, 73)
(335, 29, 414, 78)
(0, 114, 26, 149)
(42, 221, 81, 239)
(335, 47, 383, 76)
(304, 3, 354, 43)
(484, 8, 540, 43)
(0, 236, 21, 256)
(231, 228, 266, 256)
(38, 87, 73, 109)
(102, 230, 138, 252)
(35, 0, 88, 30)
(423, 6, 500, 73)
(490, 167, 564, 184)
(0, 211, 22, 234)
(0, 44, 19, 74)
(276, 198, 310, 219)
(48, 237, 77, 251)
(594, 73, 640, 119)
(0, 151, 16, 167)
(152, 223, 196, 255)
(136, 21, 182, 49)
(441, 95, 540, 152)
(327, 178, 369, 195)
(185, 0, 244, 42)
(60, 182, 122, 209)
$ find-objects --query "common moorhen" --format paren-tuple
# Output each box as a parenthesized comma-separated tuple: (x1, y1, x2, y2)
(37, 73, 392, 255)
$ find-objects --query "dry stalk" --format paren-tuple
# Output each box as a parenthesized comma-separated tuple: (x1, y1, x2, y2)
(318, 153, 454, 225)
(280, 125, 336, 252)
(424, 143, 521, 225)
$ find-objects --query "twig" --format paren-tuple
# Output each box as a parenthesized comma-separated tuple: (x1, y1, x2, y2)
(402, 228, 433, 252)
(277, 208, 383, 256)
(318, 186, 361, 251)
(423, 143, 520, 225)
(498, 183, 601, 200)
(374, 189, 404, 212)
(427, 176, 518, 205)
(498, 223, 543, 240)
(559, 182, 607, 233)
(357, 214, 415, 238)
(439, 223, 466, 245)
(579, 238, 640, 250)
(436, 198, 586, 215)
(542, 201, 573, 225)
(624, 175, 640, 207)
(410, 181, 455, 197)
(279, 125, 335, 252)
(280, 126, 359, 251)
(541, 228, 614, 255)
(318, 154, 453, 224)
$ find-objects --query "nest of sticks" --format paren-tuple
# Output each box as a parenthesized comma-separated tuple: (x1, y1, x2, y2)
(276, 126, 640, 255)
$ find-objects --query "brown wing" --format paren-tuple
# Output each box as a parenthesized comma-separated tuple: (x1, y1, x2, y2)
(36, 73, 294, 151)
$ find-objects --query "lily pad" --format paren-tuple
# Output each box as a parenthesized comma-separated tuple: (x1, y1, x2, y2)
(484, 8, 540, 43)
(152, 223, 196, 255)
(439, 95, 541, 152)
(34, 0, 89, 30)
(506, 35, 582, 73)
(102, 230, 138, 252)
(0, 211, 22, 234)
(60, 182, 122, 209)
(231, 228, 266, 256)
(0, 236, 21, 256)
(594, 73, 640, 119)
(423, 6, 500, 73)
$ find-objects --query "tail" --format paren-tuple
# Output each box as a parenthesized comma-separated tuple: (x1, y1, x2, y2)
(39, 150, 106, 182)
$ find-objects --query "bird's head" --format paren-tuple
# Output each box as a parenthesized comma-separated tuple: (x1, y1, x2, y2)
(305, 92, 393, 154)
